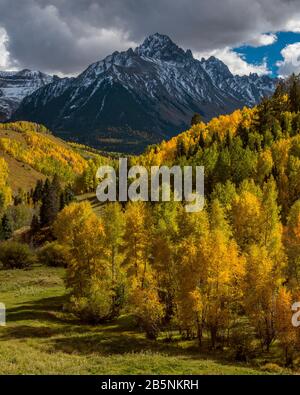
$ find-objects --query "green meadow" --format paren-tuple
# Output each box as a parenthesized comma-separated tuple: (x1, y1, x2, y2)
(0, 266, 289, 375)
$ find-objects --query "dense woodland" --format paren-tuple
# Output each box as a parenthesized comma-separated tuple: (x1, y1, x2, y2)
(2, 75, 300, 368)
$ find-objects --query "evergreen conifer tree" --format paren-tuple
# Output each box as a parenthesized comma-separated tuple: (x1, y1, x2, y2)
(0, 214, 12, 240)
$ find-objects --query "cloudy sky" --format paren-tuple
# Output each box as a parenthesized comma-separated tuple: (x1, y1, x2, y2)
(0, 0, 300, 77)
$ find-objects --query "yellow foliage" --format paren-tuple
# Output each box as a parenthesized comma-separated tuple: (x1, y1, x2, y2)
(0, 157, 12, 213)
(275, 287, 298, 365)
(244, 245, 279, 350)
(232, 191, 262, 248)
(0, 121, 88, 182)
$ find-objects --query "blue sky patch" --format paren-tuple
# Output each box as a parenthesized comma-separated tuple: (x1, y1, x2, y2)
(234, 32, 300, 77)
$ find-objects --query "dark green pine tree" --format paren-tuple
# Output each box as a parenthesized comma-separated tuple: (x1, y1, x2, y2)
(176, 138, 186, 157)
(289, 74, 300, 113)
(30, 214, 40, 235)
(32, 179, 44, 205)
(59, 192, 66, 211)
(51, 174, 62, 215)
(256, 97, 275, 135)
(191, 113, 202, 126)
(40, 176, 61, 227)
(198, 132, 206, 149)
(224, 131, 233, 148)
(13, 188, 25, 206)
(40, 178, 51, 226)
(272, 81, 287, 113)
(0, 214, 13, 240)
(60, 185, 75, 210)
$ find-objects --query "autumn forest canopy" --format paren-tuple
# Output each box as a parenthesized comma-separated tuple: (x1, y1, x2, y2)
(2, 74, 300, 371)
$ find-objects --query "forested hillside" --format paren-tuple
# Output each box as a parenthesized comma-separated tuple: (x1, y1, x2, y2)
(0, 122, 88, 190)
(1, 76, 300, 372)
(140, 75, 300, 218)
(50, 74, 300, 367)
(0, 121, 108, 238)
(0, 121, 111, 192)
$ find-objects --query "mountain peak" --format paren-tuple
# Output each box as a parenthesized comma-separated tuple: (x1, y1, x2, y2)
(201, 56, 232, 79)
(11, 34, 278, 153)
(135, 33, 192, 61)
(140, 33, 174, 48)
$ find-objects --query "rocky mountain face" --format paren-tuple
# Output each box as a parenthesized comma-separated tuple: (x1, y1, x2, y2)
(12, 34, 278, 153)
(0, 69, 55, 121)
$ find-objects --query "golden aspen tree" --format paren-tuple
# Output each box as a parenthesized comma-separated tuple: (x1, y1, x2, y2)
(102, 203, 126, 316)
(175, 207, 210, 343)
(176, 202, 244, 348)
(285, 200, 300, 286)
(275, 287, 298, 366)
(54, 201, 116, 322)
(256, 149, 274, 185)
(212, 202, 244, 348)
(261, 178, 285, 264)
(244, 245, 281, 351)
(231, 191, 262, 250)
(150, 202, 181, 321)
(200, 231, 244, 349)
(102, 203, 125, 280)
(176, 237, 204, 341)
(131, 272, 165, 340)
(124, 202, 164, 338)
(0, 157, 12, 215)
(123, 201, 150, 286)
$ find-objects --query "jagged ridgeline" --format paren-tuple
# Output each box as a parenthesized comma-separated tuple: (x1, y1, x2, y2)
(0, 121, 108, 193)
(12, 34, 277, 154)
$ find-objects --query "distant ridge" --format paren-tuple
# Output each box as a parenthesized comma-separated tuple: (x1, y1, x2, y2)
(0, 69, 55, 121)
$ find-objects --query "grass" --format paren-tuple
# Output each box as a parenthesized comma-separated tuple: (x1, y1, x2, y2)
(0, 267, 290, 375)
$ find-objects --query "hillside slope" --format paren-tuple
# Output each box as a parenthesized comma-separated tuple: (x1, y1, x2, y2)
(0, 121, 89, 192)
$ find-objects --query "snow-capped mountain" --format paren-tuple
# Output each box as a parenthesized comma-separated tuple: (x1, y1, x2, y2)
(200, 56, 276, 106)
(12, 34, 278, 153)
(0, 69, 55, 120)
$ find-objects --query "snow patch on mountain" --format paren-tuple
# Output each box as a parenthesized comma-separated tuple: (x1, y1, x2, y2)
(0, 69, 55, 120)
(12, 34, 278, 153)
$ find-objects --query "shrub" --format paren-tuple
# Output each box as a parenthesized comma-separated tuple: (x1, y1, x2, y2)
(37, 242, 69, 267)
(66, 280, 116, 324)
(0, 241, 36, 269)
(131, 287, 164, 340)
(7, 204, 34, 231)
(229, 324, 257, 362)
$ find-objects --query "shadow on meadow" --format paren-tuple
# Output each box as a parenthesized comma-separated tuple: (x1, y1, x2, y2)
(0, 294, 253, 374)
(5, 295, 69, 325)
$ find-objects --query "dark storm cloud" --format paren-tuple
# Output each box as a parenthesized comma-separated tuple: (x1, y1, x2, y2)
(0, 0, 299, 74)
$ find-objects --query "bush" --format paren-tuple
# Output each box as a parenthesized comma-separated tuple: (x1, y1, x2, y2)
(6, 204, 34, 231)
(131, 287, 164, 340)
(0, 241, 36, 269)
(37, 242, 69, 267)
(229, 324, 257, 362)
(66, 281, 116, 324)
